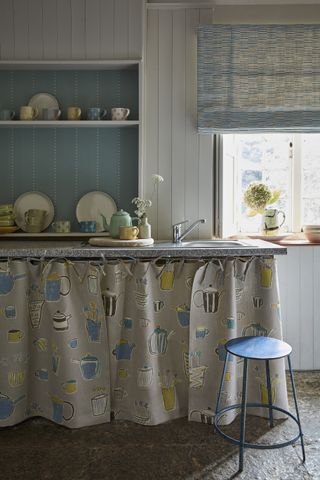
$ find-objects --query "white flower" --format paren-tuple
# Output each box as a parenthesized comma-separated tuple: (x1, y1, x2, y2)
(131, 174, 164, 219)
(151, 174, 164, 184)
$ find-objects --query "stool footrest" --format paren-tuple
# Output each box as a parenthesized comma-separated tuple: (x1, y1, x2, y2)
(214, 403, 303, 450)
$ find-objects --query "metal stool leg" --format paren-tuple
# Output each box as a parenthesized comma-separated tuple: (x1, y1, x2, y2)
(266, 359, 274, 428)
(214, 352, 229, 433)
(239, 357, 248, 473)
(287, 355, 306, 463)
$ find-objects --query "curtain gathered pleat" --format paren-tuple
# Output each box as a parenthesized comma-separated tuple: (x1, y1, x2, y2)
(0, 257, 288, 428)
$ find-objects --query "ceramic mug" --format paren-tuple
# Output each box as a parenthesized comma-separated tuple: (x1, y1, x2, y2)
(52, 220, 71, 233)
(20, 106, 38, 120)
(111, 107, 130, 121)
(262, 208, 286, 232)
(25, 209, 47, 233)
(67, 106, 81, 120)
(79, 221, 96, 233)
(0, 110, 15, 120)
(119, 226, 139, 240)
(86, 107, 107, 120)
(42, 108, 61, 120)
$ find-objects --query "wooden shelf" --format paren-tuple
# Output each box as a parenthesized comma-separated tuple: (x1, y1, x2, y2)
(0, 60, 140, 70)
(0, 120, 139, 128)
(0, 232, 110, 239)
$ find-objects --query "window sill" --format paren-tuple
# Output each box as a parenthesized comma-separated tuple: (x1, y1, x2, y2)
(228, 232, 320, 246)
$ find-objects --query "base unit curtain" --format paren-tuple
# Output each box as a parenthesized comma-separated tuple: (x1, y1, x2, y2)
(0, 257, 288, 428)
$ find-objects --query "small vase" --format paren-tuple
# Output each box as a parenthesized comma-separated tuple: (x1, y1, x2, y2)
(139, 215, 151, 239)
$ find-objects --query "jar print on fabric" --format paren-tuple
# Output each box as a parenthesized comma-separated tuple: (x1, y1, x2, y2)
(86, 318, 102, 342)
(112, 339, 135, 360)
(8, 369, 25, 387)
(4, 305, 16, 319)
(148, 327, 174, 355)
(50, 394, 74, 423)
(87, 271, 99, 295)
(260, 263, 273, 288)
(173, 304, 190, 327)
(193, 286, 221, 313)
(91, 393, 109, 416)
(45, 273, 71, 301)
(72, 354, 101, 380)
(137, 366, 153, 388)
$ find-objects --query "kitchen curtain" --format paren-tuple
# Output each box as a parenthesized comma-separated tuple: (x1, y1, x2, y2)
(0, 257, 288, 428)
(197, 24, 320, 133)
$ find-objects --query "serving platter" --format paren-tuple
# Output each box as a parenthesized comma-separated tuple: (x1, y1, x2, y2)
(14, 191, 55, 232)
(76, 191, 117, 233)
(28, 93, 60, 119)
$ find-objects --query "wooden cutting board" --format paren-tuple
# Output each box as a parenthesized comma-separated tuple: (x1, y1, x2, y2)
(88, 237, 154, 247)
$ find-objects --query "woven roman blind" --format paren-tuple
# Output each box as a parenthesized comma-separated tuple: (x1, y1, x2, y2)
(197, 24, 320, 133)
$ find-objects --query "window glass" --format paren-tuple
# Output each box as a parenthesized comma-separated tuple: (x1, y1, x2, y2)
(301, 134, 320, 225)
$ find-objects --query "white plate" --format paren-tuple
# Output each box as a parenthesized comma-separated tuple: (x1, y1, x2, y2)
(14, 192, 55, 232)
(76, 191, 117, 233)
(28, 93, 60, 120)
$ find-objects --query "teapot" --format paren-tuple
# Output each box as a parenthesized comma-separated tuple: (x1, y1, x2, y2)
(100, 209, 134, 238)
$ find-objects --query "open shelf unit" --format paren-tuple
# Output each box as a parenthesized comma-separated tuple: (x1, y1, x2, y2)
(0, 120, 140, 128)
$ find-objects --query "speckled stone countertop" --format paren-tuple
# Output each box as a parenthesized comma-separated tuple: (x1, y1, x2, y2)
(0, 239, 286, 258)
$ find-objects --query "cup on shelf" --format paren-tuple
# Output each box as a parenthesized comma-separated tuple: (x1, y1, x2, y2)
(24, 209, 47, 233)
(119, 226, 139, 240)
(0, 110, 15, 120)
(79, 220, 96, 233)
(42, 108, 61, 121)
(67, 107, 82, 121)
(20, 106, 39, 121)
(111, 108, 130, 121)
(52, 220, 71, 233)
(86, 107, 107, 121)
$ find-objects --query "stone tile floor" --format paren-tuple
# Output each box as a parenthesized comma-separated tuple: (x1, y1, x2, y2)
(0, 371, 319, 480)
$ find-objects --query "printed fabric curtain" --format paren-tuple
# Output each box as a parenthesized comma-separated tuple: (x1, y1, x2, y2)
(197, 24, 320, 133)
(0, 257, 288, 428)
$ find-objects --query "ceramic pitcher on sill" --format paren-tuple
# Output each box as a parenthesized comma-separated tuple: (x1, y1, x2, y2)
(261, 208, 285, 234)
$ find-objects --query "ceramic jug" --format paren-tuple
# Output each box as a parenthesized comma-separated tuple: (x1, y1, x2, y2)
(262, 208, 285, 233)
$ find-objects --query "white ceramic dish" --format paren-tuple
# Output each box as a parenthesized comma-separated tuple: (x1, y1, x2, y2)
(14, 191, 55, 232)
(247, 233, 290, 242)
(28, 93, 60, 120)
(89, 237, 154, 247)
(76, 191, 117, 233)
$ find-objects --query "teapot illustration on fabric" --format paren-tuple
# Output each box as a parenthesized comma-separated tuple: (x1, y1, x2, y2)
(112, 339, 135, 360)
(0, 272, 27, 295)
(148, 327, 174, 355)
(0, 392, 25, 420)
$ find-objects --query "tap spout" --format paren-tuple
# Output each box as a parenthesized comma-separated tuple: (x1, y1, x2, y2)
(173, 218, 206, 243)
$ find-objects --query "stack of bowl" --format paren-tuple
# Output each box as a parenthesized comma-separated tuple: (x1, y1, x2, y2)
(0, 204, 15, 227)
(303, 225, 320, 243)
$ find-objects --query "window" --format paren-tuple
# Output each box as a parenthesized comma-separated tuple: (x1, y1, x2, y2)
(221, 134, 320, 236)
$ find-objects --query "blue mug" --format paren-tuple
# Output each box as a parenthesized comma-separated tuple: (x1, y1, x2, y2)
(79, 221, 96, 233)
(87, 108, 107, 121)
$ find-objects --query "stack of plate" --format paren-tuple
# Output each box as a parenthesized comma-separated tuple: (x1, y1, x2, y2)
(303, 225, 320, 243)
(0, 204, 15, 227)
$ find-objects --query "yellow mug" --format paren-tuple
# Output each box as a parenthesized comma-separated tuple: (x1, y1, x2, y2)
(8, 329, 24, 343)
(119, 226, 139, 240)
(20, 106, 38, 120)
(67, 107, 82, 120)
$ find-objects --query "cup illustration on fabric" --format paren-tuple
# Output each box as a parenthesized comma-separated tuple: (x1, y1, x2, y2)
(68, 338, 78, 349)
(102, 289, 118, 317)
(118, 368, 129, 379)
(86, 318, 102, 342)
(111, 107, 130, 121)
(242, 323, 269, 337)
(160, 270, 175, 291)
(35, 368, 49, 381)
(120, 317, 133, 329)
(114, 387, 128, 401)
(62, 380, 77, 394)
(51, 394, 74, 423)
(91, 393, 109, 416)
(153, 300, 164, 313)
(5, 305, 16, 319)
(252, 296, 264, 309)
(193, 286, 220, 313)
(260, 264, 273, 288)
(139, 318, 150, 328)
(7, 329, 24, 343)
(221, 317, 236, 329)
(33, 337, 47, 352)
(195, 327, 210, 339)
(20, 105, 38, 120)
(67, 106, 81, 120)
(28, 299, 45, 328)
(137, 366, 153, 388)
(87, 273, 99, 295)
(174, 304, 190, 327)
(45, 273, 71, 301)
(8, 369, 25, 387)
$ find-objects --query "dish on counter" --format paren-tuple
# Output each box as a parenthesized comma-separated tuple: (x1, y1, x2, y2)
(14, 191, 55, 232)
(76, 191, 117, 233)
(28, 93, 60, 120)
(0, 226, 20, 233)
(245, 233, 291, 242)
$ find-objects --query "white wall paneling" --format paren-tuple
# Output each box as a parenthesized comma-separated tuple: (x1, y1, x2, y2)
(145, 5, 214, 240)
(277, 246, 320, 370)
(0, 0, 144, 60)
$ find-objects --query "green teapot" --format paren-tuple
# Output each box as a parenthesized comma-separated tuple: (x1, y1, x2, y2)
(100, 209, 133, 238)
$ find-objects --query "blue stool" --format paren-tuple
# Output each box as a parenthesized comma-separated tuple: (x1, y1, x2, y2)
(214, 336, 305, 473)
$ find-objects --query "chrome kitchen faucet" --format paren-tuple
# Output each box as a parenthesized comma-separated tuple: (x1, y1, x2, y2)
(172, 219, 206, 243)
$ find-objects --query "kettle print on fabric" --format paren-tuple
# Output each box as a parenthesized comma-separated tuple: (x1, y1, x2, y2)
(0, 272, 26, 295)
(148, 327, 174, 355)
(112, 339, 135, 360)
(193, 285, 221, 314)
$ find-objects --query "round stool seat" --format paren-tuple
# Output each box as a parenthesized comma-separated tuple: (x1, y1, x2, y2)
(226, 336, 292, 360)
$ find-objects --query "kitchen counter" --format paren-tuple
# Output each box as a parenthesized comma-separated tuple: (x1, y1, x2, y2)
(0, 238, 286, 258)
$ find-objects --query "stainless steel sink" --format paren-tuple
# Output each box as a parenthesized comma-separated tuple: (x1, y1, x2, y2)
(156, 240, 254, 248)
